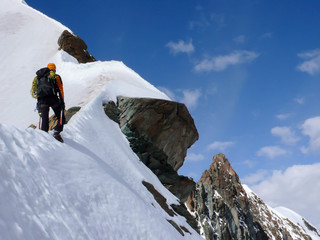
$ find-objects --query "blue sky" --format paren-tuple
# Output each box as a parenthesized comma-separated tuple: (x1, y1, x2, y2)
(26, 0, 320, 227)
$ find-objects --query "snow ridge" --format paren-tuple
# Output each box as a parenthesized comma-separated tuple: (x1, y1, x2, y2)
(0, 1, 201, 239)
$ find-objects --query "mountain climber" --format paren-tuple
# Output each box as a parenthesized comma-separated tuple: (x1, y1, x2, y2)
(31, 63, 66, 142)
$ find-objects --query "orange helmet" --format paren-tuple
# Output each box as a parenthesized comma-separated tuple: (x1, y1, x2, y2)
(47, 63, 56, 71)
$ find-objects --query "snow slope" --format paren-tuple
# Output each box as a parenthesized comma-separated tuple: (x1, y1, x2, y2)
(0, 93, 201, 239)
(0, 1, 202, 239)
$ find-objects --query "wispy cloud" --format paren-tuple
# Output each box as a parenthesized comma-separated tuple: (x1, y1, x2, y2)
(207, 141, 234, 152)
(276, 114, 290, 120)
(297, 49, 320, 75)
(166, 39, 194, 55)
(257, 145, 288, 159)
(259, 32, 273, 39)
(189, 17, 210, 29)
(180, 89, 201, 109)
(242, 169, 270, 185)
(210, 13, 226, 29)
(189, 12, 226, 30)
(194, 50, 259, 72)
(271, 126, 300, 145)
(294, 97, 304, 104)
(186, 153, 205, 162)
(301, 116, 320, 154)
(233, 35, 246, 44)
(250, 163, 320, 229)
(242, 159, 257, 168)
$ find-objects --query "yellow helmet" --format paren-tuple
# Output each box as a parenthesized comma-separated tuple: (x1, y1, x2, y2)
(47, 63, 56, 71)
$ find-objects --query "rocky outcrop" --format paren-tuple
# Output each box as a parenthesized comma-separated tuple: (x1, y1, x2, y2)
(187, 154, 268, 240)
(58, 30, 96, 63)
(116, 96, 199, 171)
(103, 97, 198, 202)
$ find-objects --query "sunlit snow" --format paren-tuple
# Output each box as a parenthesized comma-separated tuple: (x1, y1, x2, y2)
(0, 0, 201, 239)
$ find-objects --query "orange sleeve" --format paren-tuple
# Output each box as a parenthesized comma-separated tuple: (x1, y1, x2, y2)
(56, 75, 64, 100)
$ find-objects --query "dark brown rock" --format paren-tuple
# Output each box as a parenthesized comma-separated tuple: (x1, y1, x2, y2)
(142, 181, 175, 217)
(58, 30, 96, 63)
(103, 101, 120, 124)
(170, 203, 199, 233)
(167, 219, 185, 236)
(49, 106, 81, 131)
(103, 97, 198, 202)
(28, 124, 37, 129)
(117, 96, 199, 171)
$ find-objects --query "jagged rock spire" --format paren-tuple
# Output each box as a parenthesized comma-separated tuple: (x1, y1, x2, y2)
(188, 154, 268, 240)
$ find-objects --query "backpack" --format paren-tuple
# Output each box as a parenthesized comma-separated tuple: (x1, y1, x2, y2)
(36, 67, 57, 98)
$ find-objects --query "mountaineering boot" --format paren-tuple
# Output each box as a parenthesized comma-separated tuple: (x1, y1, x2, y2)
(53, 131, 64, 143)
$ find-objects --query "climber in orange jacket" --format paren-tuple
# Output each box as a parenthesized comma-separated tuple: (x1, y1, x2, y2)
(31, 63, 66, 142)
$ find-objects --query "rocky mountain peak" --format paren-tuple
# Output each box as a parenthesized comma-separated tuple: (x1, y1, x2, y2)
(198, 153, 248, 209)
(186, 154, 267, 240)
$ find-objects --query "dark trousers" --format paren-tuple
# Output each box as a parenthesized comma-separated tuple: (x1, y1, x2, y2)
(38, 95, 65, 132)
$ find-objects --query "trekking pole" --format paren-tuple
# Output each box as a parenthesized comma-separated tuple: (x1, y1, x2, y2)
(60, 108, 64, 125)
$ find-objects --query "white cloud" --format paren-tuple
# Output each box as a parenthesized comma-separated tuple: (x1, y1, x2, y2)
(194, 50, 259, 72)
(276, 114, 290, 120)
(233, 35, 246, 44)
(257, 145, 288, 159)
(297, 49, 320, 75)
(271, 126, 300, 145)
(294, 97, 304, 104)
(166, 39, 194, 55)
(250, 163, 320, 229)
(207, 141, 234, 152)
(301, 116, 320, 153)
(186, 153, 205, 162)
(180, 89, 201, 109)
(242, 169, 270, 185)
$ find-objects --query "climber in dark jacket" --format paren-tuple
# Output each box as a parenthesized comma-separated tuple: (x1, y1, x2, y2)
(31, 63, 66, 142)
